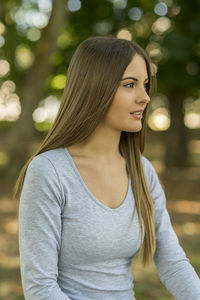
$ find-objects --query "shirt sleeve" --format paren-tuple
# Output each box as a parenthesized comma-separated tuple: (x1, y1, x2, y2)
(18, 154, 71, 300)
(142, 156, 200, 300)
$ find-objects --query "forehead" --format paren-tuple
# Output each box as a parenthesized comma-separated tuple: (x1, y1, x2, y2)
(123, 54, 148, 79)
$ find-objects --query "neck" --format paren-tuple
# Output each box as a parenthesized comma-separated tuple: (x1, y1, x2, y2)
(68, 123, 122, 161)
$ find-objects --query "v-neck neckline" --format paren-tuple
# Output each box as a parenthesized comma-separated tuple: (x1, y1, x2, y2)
(63, 147, 131, 213)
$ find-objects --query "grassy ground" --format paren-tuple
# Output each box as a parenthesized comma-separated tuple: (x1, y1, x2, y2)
(0, 146, 200, 299)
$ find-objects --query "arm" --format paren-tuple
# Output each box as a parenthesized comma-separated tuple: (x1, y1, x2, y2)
(18, 155, 71, 300)
(142, 157, 200, 300)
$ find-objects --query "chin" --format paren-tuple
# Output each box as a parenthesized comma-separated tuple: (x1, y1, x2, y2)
(122, 129, 142, 134)
(125, 125, 142, 133)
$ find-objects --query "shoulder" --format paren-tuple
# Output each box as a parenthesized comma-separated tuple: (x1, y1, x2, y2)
(24, 148, 67, 204)
(27, 147, 68, 175)
(25, 148, 69, 191)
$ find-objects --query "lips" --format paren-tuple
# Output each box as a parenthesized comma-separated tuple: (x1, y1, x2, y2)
(130, 109, 144, 120)
(130, 110, 144, 115)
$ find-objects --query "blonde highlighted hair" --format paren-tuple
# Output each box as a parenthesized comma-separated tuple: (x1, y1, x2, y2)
(15, 36, 156, 265)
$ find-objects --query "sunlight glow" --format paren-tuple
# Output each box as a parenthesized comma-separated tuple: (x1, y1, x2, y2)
(27, 27, 41, 41)
(32, 96, 60, 123)
(0, 60, 10, 77)
(154, 2, 168, 17)
(128, 7, 143, 21)
(184, 97, 200, 129)
(152, 17, 171, 35)
(67, 0, 81, 12)
(0, 22, 6, 34)
(113, 0, 127, 9)
(37, 0, 52, 13)
(0, 81, 21, 121)
(11, 3, 52, 34)
(0, 35, 5, 48)
(51, 75, 66, 90)
(148, 108, 170, 131)
(32, 107, 47, 123)
(2, 80, 16, 94)
(108, 0, 127, 9)
(24, 10, 49, 28)
(117, 29, 132, 40)
(184, 113, 200, 129)
(15, 45, 34, 69)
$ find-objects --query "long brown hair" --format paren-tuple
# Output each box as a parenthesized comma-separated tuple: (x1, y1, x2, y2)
(15, 36, 156, 265)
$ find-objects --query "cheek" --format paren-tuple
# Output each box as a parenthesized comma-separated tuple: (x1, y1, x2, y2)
(110, 91, 132, 113)
(103, 89, 134, 125)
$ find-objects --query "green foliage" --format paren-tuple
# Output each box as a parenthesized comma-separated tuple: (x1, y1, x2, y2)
(1, 0, 199, 106)
(34, 121, 53, 132)
(0, 0, 199, 168)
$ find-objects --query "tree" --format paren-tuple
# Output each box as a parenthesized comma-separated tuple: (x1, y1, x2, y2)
(1, 0, 199, 186)
(158, 0, 200, 167)
(1, 0, 67, 179)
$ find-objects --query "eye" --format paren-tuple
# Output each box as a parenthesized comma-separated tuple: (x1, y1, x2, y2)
(124, 82, 134, 88)
(144, 82, 149, 91)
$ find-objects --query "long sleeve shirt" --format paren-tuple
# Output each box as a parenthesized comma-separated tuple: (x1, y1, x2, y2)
(18, 147, 200, 300)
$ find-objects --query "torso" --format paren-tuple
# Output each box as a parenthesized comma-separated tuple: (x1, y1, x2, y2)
(67, 148, 129, 209)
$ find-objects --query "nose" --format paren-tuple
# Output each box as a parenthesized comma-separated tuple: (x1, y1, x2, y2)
(135, 88, 150, 105)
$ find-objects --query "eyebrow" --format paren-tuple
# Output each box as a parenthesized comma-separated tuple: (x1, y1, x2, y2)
(121, 76, 149, 82)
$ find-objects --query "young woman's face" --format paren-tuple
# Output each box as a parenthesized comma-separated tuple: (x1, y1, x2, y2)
(102, 54, 150, 133)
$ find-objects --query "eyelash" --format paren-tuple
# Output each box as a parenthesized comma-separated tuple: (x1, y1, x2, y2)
(124, 82, 149, 91)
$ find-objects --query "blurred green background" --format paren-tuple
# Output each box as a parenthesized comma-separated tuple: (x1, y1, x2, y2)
(0, 0, 200, 299)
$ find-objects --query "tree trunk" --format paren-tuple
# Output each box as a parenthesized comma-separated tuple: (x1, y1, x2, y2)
(165, 91, 189, 168)
(3, 0, 67, 180)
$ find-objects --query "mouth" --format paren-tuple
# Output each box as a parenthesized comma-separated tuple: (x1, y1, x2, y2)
(130, 110, 144, 120)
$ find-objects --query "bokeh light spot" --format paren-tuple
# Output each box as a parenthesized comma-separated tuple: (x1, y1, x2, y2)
(113, 0, 127, 10)
(148, 108, 170, 131)
(32, 107, 47, 123)
(2, 81, 16, 94)
(0, 60, 10, 77)
(37, 0, 52, 13)
(154, 2, 168, 17)
(67, 0, 81, 12)
(33, 96, 60, 124)
(0, 35, 5, 48)
(117, 29, 132, 40)
(15, 45, 34, 69)
(152, 16, 171, 35)
(0, 22, 6, 34)
(184, 113, 200, 129)
(128, 7, 143, 21)
(51, 75, 66, 90)
(27, 27, 41, 41)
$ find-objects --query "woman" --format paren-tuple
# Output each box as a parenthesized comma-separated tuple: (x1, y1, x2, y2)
(16, 36, 200, 300)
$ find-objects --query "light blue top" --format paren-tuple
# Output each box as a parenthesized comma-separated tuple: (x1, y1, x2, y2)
(18, 147, 200, 300)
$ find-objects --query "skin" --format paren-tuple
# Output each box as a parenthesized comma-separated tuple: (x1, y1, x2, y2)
(68, 53, 150, 162)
